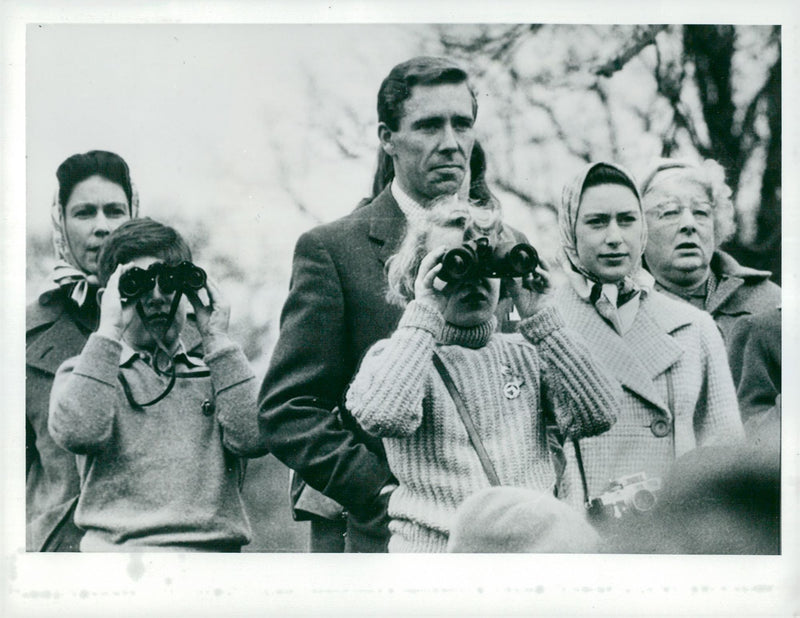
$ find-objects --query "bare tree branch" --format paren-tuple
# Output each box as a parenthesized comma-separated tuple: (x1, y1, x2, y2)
(493, 178, 557, 214)
(524, 94, 592, 162)
(589, 81, 620, 160)
(594, 25, 669, 78)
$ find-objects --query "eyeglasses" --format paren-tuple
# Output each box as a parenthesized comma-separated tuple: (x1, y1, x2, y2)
(646, 199, 713, 226)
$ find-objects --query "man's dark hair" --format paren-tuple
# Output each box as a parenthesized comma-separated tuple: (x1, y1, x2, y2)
(581, 163, 638, 197)
(97, 218, 192, 287)
(56, 150, 134, 209)
(376, 56, 477, 132)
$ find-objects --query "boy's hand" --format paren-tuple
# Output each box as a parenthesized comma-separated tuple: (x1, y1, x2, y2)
(414, 246, 449, 316)
(186, 276, 230, 338)
(505, 260, 553, 320)
(96, 263, 131, 341)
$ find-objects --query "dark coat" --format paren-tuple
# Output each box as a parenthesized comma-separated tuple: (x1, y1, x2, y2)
(655, 250, 781, 345)
(26, 291, 96, 551)
(258, 187, 406, 530)
(727, 307, 781, 447)
(26, 287, 203, 551)
(258, 185, 526, 546)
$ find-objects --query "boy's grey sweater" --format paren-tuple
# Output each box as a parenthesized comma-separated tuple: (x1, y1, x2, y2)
(49, 332, 266, 551)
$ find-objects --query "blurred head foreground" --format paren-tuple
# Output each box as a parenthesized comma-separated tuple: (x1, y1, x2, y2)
(447, 486, 600, 553)
(600, 446, 780, 554)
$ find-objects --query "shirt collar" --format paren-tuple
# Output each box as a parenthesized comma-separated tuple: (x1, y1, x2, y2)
(391, 180, 431, 228)
(118, 338, 203, 368)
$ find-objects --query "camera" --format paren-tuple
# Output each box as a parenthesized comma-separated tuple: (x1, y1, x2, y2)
(438, 237, 539, 283)
(118, 261, 207, 301)
(592, 472, 662, 519)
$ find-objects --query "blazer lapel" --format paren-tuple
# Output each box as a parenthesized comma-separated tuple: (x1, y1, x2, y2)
(367, 186, 406, 265)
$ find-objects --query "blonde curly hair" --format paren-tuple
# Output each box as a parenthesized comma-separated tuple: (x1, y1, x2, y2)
(385, 195, 506, 307)
(640, 158, 737, 246)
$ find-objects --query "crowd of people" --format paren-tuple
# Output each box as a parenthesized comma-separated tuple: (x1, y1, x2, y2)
(26, 56, 781, 554)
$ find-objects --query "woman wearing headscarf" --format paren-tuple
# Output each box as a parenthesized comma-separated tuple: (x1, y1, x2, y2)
(551, 161, 744, 520)
(26, 150, 139, 551)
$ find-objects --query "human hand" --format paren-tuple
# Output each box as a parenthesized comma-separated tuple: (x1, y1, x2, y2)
(413, 246, 450, 316)
(96, 263, 132, 341)
(505, 260, 553, 319)
(185, 275, 230, 338)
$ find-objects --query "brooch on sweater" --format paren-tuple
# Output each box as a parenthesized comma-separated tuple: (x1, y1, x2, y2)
(500, 364, 525, 400)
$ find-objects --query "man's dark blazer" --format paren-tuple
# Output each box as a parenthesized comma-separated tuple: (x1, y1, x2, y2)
(259, 185, 405, 527)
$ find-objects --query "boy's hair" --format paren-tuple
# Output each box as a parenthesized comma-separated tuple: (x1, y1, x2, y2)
(97, 218, 192, 287)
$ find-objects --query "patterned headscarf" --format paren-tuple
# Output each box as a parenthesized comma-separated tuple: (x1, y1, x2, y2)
(558, 162, 654, 321)
(40, 182, 140, 307)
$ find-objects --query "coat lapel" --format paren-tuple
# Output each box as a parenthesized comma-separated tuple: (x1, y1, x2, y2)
(26, 312, 91, 376)
(367, 186, 406, 265)
(557, 288, 686, 414)
(705, 275, 743, 315)
(619, 295, 687, 411)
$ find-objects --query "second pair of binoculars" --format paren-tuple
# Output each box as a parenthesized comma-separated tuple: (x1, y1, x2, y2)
(118, 261, 207, 301)
(438, 237, 540, 283)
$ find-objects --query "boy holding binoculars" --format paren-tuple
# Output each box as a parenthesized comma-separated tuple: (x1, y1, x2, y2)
(48, 218, 266, 551)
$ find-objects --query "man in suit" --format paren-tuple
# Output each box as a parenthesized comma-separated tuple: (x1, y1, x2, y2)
(259, 57, 498, 552)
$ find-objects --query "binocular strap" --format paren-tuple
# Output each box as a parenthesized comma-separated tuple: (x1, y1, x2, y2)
(120, 292, 185, 409)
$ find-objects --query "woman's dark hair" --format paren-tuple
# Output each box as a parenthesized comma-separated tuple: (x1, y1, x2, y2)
(97, 218, 192, 287)
(56, 150, 133, 209)
(581, 163, 638, 197)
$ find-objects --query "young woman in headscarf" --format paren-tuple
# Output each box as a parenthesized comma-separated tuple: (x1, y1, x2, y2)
(551, 161, 744, 523)
(26, 150, 139, 551)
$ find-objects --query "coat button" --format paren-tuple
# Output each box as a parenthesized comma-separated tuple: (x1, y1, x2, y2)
(201, 399, 215, 416)
(650, 418, 671, 437)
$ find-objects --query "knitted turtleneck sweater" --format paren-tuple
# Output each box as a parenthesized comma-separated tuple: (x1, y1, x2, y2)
(346, 300, 619, 553)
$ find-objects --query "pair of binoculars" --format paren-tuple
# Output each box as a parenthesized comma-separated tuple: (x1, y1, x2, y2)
(438, 237, 539, 283)
(118, 261, 207, 300)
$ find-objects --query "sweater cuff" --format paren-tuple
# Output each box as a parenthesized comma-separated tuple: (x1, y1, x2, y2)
(518, 305, 565, 343)
(73, 333, 123, 385)
(398, 300, 445, 339)
(205, 341, 255, 392)
(201, 332, 238, 359)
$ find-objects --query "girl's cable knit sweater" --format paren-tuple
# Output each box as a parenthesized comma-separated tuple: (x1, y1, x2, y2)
(346, 300, 619, 553)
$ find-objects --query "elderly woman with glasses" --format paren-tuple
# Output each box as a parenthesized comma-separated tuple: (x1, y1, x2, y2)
(639, 158, 780, 344)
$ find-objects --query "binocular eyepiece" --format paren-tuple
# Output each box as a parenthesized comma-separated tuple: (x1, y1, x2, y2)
(118, 261, 207, 301)
(438, 237, 539, 283)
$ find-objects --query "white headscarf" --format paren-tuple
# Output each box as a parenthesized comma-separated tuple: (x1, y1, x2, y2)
(558, 162, 654, 329)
